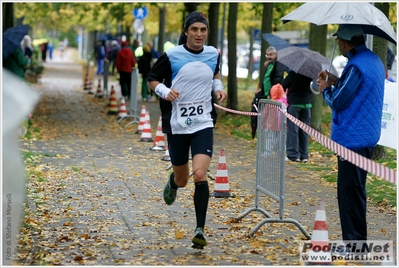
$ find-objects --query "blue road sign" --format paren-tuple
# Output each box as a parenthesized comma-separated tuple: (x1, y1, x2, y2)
(133, 7, 148, 20)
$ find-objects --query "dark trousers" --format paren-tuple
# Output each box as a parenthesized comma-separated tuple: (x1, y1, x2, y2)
(119, 71, 132, 98)
(337, 147, 373, 241)
(286, 105, 311, 160)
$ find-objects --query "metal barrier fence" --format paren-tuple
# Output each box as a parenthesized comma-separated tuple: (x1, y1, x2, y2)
(235, 99, 311, 239)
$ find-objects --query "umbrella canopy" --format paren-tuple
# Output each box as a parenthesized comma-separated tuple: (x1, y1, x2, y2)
(262, 33, 292, 50)
(277, 46, 338, 80)
(32, 38, 48, 47)
(281, 2, 397, 45)
(3, 24, 30, 59)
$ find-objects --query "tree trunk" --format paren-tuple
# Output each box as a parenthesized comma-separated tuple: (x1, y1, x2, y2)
(157, 5, 166, 55)
(372, 2, 389, 160)
(207, 3, 219, 48)
(247, 27, 254, 81)
(259, 3, 273, 87)
(2, 3, 14, 32)
(184, 3, 198, 16)
(308, 23, 327, 133)
(227, 3, 238, 110)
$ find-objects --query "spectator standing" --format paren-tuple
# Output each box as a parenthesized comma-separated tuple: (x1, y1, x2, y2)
(147, 11, 227, 249)
(138, 44, 153, 101)
(116, 40, 136, 100)
(21, 35, 33, 59)
(48, 41, 54, 60)
(40, 42, 48, 62)
(95, 40, 106, 75)
(256, 46, 286, 100)
(109, 40, 120, 76)
(147, 42, 160, 101)
(317, 24, 385, 245)
(282, 70, 312, 162)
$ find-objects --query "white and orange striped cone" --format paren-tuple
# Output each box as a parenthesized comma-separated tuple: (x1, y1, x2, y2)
(135, 105, 147, 134)
(107, 86, 118, 115)
(87, 78, 95, 94)
(162, 145, 171, 161)
(305, 199, 331, 265)
(211, 149, 235, 198)
(118, 97, 128, 119)
(139, 111, 154, 142)
(95, 79, 103, 98)
(83, 74, 90, 90)
(151, 116, 166, 151)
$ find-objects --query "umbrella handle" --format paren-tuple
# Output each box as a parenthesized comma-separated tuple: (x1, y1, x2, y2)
(326, 42, 337, 83)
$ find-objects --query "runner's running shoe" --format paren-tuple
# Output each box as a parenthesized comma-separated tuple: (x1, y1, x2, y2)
(163, 172, 177, 205)
(191, 227, 208, 249)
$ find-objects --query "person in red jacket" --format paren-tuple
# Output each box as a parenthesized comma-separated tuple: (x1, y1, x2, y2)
(116, 41, 136, 100)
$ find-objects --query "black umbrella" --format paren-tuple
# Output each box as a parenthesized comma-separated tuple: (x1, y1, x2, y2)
(262, 33, 292, 50)
(250, 92, 261, 139)
(3, 24, 29, 59)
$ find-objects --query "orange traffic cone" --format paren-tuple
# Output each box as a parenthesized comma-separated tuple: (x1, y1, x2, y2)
(139, 111, 154, 142)
(83, 74, 90, 90)
(211, 149, 235, 198)
(162, 145, 171, 161)
(107, 86, 118, 115)
(151, 116, 166, 151)
(87, 78, 95, 94)
(118, 97, 128, 119)
(305, 199, 331, 265)
(95, 79, 103, 98)
(135, 105, 147, 134)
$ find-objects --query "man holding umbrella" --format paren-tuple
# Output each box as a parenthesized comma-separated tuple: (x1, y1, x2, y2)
(317, 24, 385, 248)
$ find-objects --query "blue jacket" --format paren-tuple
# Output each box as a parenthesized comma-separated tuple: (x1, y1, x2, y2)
(329, 46, 385, 150)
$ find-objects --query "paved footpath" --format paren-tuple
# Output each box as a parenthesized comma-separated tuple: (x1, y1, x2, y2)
(16, 49, 396, 266)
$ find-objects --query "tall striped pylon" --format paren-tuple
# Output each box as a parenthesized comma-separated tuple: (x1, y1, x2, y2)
(162, 145, 171, 161)
(107, 86, 118, 115)
(118, 97, 128, 119)
(211, 149, 235, 198)
(305, 199, 331, 265)
(151, 116, 166, 151)
(88, 78, 97, 94)
(83, 74, 90, 90)
(135, 105, 147, 134)
(139, 111, 154, 142)
(95, 79, 103, 98)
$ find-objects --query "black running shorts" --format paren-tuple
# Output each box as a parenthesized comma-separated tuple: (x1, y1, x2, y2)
(167, 128, 214, 166)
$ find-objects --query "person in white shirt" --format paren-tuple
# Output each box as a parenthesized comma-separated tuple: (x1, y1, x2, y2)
(147, 11, 227, 249)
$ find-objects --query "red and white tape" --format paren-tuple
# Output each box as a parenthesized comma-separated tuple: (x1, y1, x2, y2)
(214, 103, 258, 116)
(214, 103, 397, 184)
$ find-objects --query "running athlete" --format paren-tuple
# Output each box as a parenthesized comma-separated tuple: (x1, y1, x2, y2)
(147, 11, 227, 249)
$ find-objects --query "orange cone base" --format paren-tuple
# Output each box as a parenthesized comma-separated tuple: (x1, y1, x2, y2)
(150, 145, 166, 151)
(140, 137, 154, 142)
(211, 191, 235, 198)
(107, 111, 118, 115)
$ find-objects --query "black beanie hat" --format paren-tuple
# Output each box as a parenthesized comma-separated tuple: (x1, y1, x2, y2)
(183, 11, 209, 31)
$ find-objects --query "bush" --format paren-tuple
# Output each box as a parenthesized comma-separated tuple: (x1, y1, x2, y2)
(26, 58, 45, 76)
